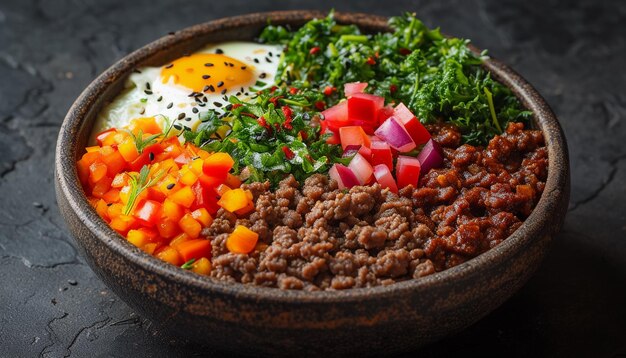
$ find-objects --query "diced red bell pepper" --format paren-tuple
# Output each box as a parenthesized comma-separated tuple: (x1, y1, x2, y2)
(128, 143, 164, 172)
(396, 155, 421, 189)
(393, 103, 431, 145)
(134, 199, 162, 227)
(370, 141, 394, 171)
(96, 128, 117, 146)
(321, 100, 348, 123)
(373, 164, 398, 193)
(377, 105, 395, 126)
(347, 93, 384, 123)
(191, 181, 220, 213)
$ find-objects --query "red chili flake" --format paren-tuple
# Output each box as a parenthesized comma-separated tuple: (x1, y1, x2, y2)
(314, 100, 326, 111)
(309, 46, 321, 55)
(269, 86, 278, 93)
(269, 95, 284, 107)
(366, 57, 376, 65)
(390, 84, 398, 94)
(274, 123, 281, 132)
(399, 48, 411, 56)
(257, 116, 269, 128)
(241, 112, 258, 119)
(281, 106, 293, 130)
(323, 86, 336, 96)
(282, 146, 295, 160)
(289, 87, 298, 95)
(298, 130, 308, 140)
(231, 103, 243, 109)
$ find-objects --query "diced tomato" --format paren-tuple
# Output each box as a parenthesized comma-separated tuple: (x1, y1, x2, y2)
(347, 93, 384, 123)
(396, 156, 421, 189)
(134, 199, 162, 227)
(373, 164, 398, 193)
(339, 126, 371, 150)
(370, 141, 394, 171)
(321, 100, 348, 123)
(377, 105, 395, 126)
(344, 82, 368, 97)
(128, 144, 164, 172)
(348, 153, 374, 185)
(393, 103, 431, 145)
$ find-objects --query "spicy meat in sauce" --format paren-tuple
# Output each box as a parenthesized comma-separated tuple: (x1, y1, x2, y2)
(202, 122, 547, 290)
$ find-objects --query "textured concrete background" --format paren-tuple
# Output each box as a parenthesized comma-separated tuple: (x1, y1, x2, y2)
(1, 0, 625, 356)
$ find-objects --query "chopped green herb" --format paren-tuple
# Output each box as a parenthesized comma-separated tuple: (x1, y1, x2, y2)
(123, 165, 167, 215)
(125, 129, 161, 154)
(181, 258, 196, 270)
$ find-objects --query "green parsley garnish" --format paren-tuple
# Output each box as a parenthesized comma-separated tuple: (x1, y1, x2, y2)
(123, 165, 167, 215)
(125, 129, 161, 154)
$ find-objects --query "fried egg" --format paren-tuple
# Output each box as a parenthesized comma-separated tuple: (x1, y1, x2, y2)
(92, 41, 282, 139)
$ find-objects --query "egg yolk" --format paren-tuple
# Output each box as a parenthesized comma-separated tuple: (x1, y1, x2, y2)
(160, 53, 254, 93)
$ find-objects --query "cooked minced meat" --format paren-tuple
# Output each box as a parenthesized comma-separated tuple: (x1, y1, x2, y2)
(201, 122, 547, 291)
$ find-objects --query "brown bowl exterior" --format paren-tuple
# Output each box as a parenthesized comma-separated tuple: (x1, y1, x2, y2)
(55, 11, 569, 357)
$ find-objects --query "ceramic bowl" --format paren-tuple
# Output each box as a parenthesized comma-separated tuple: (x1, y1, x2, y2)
(55, 10, 570, 356)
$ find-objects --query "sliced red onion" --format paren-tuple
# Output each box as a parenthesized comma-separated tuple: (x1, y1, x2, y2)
(348, 153, 374, 185)
(329, 164, 360, 190)
(373, 164, 398, 193)
(374, 116, 416, 152)
(416, 139, 444, 174)
(342, 145, 361, 158)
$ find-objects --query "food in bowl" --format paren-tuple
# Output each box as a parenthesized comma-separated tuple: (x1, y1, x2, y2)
(76, 12, 547, 290)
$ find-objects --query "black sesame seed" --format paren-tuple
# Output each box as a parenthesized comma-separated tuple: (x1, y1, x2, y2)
(107, 203, 113, 207)
(236, 92, 241, 96)
(241, 66, 247, 70)
(229, 62, 234, 67)
(204, 63, 214, 67)
(149, 152, 155, 161)
(217, 81, 224, 88)
(225, 104, 233, 110)
(269, 51, 273, 57)
(144, 90, 153, 95)
(203, 97, 208, 102)
(145, 83, 151, 90)
(173, 124, 183, 130)
(203, 85, 210, 92)
(202, 74, 210, 79)
(244, 92, 249, 96)
(165, 63, 174, 69)
(192, 107, 199, 113)
(213, 102, 223, 107)
(224, 61, 228, 66)
(254, 58, 259, 63)
(198, 102, 206, 107)
(208, 85, 215, 92)
(222, 95, 228, 101)
(178, 113, 185, 120)
(259, 73, 267, 79)
(167, 102, 173, 109)
(221, 89, 227, 95)
(187, 92, 196, 97)
(265, 57, 272, 63)
(185, 117, 192, 121)
(166, 183, 175, 190)
(139, 108, 145, 115)
(157, 96, 162, 102)
(215, 48, 224, 54)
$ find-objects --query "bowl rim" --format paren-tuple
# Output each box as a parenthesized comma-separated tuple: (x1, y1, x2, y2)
(55, 10, 568, 303)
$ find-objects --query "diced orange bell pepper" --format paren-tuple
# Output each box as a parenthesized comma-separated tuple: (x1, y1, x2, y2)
(111, 173, 129, 188)
(142, 243, 159, 255)
(156, 218, 180, 239)
(127, 229, 149, 248)
(129, 117, 162, 135)
(102, 188, 120, 203)
(202, 152, 234, 180)
(224, 173, 242, 188)
(226, 225, 259, 254)
(179, 166, 198, 186)
(89, 162, 108, 184)
(176, 239, 212, 262)
(92, 176, 113, 198)
(234, 200, 254, 216)
(107, 203, 124, 219)
(162, 199, 185, 222)
(94, 199, 109, 220)
(191, 208, 213, 227)
(155, 245, 182, 266)
(101, 149, 126, 177)
(191, 257, 211, 275)
(178, 213, 202, 239)
(168, 186, 195, 208)
(218, 188, 249, 212)
(170, 232, 190, 248)
(95, 128, 118, 146)
(109, 214, 136, 234)
(215, 184, 231, 197)
(118, 137, 139, 162)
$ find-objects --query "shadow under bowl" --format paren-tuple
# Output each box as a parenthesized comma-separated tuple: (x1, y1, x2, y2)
(55, 10, 570, 357)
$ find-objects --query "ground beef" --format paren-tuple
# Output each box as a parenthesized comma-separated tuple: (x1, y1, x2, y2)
(201, 122, 548, 290)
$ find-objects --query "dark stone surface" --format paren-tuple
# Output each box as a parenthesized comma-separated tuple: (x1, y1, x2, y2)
(0, 0, 624, 356)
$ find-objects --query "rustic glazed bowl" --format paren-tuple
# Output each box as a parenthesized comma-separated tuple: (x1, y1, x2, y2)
(55, 10, 569, 356)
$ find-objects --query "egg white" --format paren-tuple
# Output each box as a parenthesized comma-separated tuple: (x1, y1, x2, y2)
(91, 41, 283, 142)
